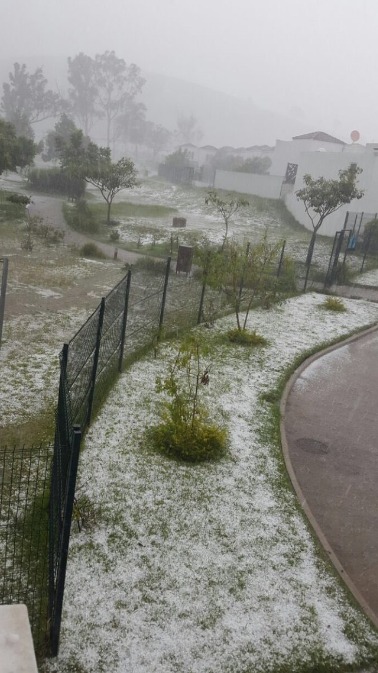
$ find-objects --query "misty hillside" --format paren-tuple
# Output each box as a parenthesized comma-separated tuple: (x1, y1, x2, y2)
(142, 70, 309, 147)
(0, 54, 309, 147)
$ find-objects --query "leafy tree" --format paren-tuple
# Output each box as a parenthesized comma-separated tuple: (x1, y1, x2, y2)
(145, 122, 172, 160)
(94, 51, 145, 147)
(296, 164, 364, 266)
(67, 53, 99, 135)
(204, 235, 283, 337)
(205, 190, 249, 248)
(235, 156, 271, 174)
(0, 118, 36, 174)
(149, 335, 227, 462)
(42, 114, 78, 162)
(115, 100, 146, 154)
(163, 148, 190, 168)
(176, 113, 202, 144)
(59, 130, 138, 224)
(86, 154, 138, 224)
(1, 63, 62, 138)
(211, 151, 271, 175)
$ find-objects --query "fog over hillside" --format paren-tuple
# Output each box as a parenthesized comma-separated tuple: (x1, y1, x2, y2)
(141, 71, 311, 147)
(0, 54, 313, 148)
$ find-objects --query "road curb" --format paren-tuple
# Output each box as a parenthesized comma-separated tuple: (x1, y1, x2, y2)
(280, 323, 378, 630)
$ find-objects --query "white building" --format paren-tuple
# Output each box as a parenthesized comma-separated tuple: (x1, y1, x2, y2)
(284, 141, 378, 236)
(209, 131, 378, 238)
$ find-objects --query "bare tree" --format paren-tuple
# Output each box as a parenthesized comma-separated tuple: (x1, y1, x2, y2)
(205, 190, 249, 248)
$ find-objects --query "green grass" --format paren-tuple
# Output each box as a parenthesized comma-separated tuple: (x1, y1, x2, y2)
(227, 327, 269, 346)
(0, 407, 56, 448)
(0, 188, 27, 222)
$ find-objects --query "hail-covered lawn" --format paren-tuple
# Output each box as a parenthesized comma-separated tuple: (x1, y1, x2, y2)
(88, 179, 338, 272)
(47, 293, 378, 673)
(0, 309, 91, 427)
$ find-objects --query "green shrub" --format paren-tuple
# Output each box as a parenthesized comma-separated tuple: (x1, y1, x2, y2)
(64, 199, 99, 233)
(79, 242, 106, 259)
(149, 335, 228, 462)
(132, 256, 168, 275)
(148, 415, 227, 462)
(320, 296, 347, 312)
(227, 328, 268, 346)
(27, 167, 85, 199)
(110, 229, 120, 242)
(6, 192, 31, 205)
(28, 215, 64, 245)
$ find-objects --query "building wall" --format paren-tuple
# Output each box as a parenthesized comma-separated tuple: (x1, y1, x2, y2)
(284, 150, 378, 236)
(214, 170, 283, 198)
(269, 138, 345, 177)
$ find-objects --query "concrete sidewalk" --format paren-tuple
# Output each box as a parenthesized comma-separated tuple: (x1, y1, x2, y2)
(281, 325, 378, 628)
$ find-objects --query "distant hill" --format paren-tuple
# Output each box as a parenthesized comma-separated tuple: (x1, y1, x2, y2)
(141, 71, 310, 147)
(0, 54, 311, 147)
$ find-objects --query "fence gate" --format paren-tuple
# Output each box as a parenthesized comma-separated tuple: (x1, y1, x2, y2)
(324, 229, 353, 287)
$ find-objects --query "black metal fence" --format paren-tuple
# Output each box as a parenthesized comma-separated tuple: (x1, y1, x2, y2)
(0, 443, 52, 655)
(1, 245, 292, 659)
(0, 256, 8, 347)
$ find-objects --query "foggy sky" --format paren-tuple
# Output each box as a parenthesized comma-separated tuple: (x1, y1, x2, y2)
(2, 0, 378, 143)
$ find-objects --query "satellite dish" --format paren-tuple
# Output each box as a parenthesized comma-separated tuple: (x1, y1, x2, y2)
(351, 130, 360, 142)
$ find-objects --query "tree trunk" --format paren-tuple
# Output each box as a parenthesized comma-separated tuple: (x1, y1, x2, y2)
(306, 231, 317, 267)
(106, 200, 112, 225)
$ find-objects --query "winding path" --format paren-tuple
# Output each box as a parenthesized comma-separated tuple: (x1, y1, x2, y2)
(282, 326, 378, 628)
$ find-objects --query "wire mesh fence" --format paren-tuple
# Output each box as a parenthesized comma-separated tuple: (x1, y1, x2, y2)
(0, 443, 52, 656)
(0, 239, 329, 659)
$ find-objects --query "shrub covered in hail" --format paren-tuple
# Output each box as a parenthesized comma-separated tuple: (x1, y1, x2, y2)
(148, 335, 228, 462)
(227, 328, 268, 346)
(321, 296, 347, 312)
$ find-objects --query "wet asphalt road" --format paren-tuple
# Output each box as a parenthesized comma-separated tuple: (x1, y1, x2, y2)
(283, 327, 378, 624)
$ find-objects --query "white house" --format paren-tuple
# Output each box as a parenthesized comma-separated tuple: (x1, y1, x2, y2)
(269, 131, 346, 177)
(285, 142, 378, 236)
(208, 131, 378, 238)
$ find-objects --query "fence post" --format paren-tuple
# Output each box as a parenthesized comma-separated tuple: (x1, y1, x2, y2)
(276, 240, 286, 277)
(360, 227, 373, 273)
(118, 271, 131, 372)
(197, 252, 211, 325)
(86, 297, 105, 427)
(158, 257, 171, 335)
(0, 257, 9, 348)
(50, 425, 82, 656)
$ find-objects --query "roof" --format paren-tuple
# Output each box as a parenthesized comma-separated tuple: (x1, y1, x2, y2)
(292, 131, 345, 145)
(200, 145, 217, 150)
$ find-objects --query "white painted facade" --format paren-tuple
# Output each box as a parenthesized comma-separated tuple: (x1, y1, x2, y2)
(269, 137, 345, 177)
(285, 146, 378, 236)
(214, 170, 283, 199)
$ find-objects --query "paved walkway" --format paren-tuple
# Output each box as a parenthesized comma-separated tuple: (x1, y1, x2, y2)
(281, 326, 378, 628)
(29, 193, 145, 265)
